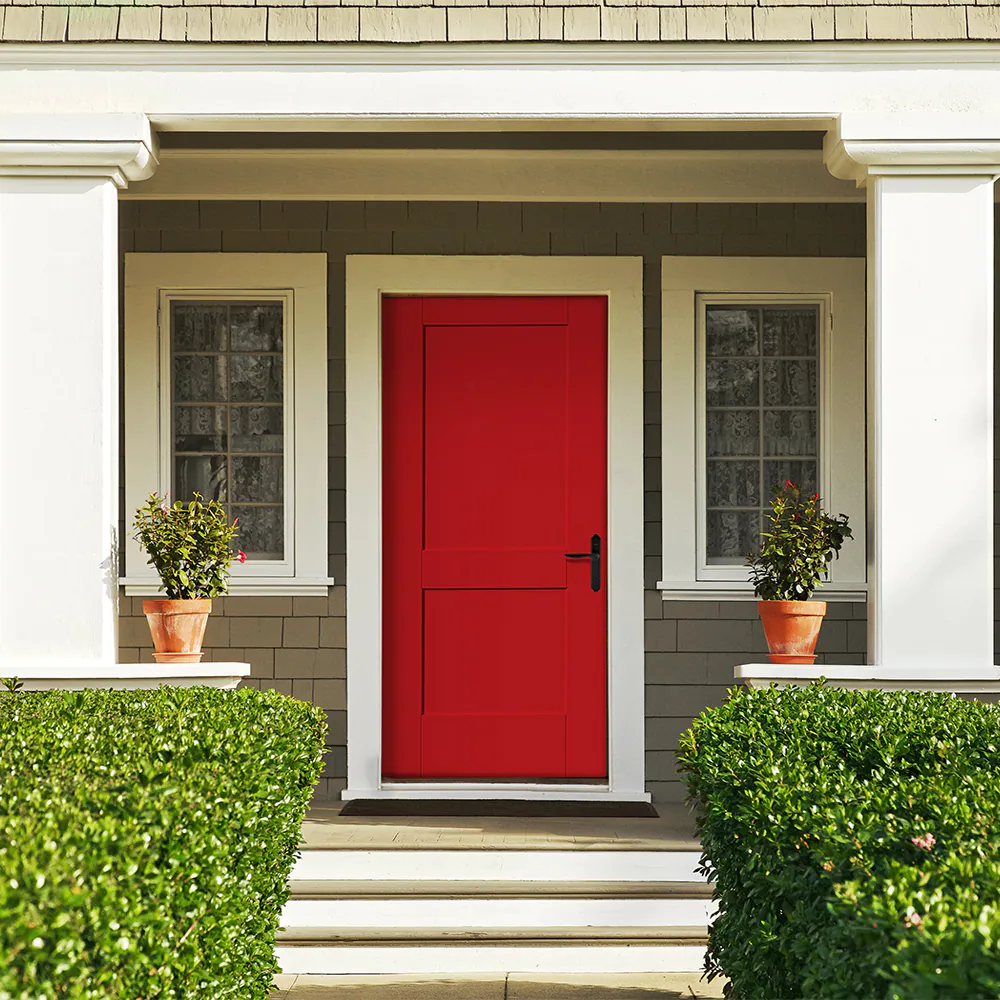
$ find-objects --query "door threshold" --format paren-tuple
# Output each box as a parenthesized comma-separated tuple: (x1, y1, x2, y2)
(339, 799, 659, 819)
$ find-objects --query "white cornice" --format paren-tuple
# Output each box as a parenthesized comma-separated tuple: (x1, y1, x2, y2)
(2, 41, 1000, 70)
(0, 114, 158, 187)
(824, 117, 1000, 184)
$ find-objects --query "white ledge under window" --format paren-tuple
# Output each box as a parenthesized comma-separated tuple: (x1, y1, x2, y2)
(657, 582, 867, 602)
(736, 663, 1000, 692)
(7, 662, 250, 691)
(120, 577, 336, 598)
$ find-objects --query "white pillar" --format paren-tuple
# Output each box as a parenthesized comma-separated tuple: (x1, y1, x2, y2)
(0, 115, 156, 669)
(826, 119, 1000, 672)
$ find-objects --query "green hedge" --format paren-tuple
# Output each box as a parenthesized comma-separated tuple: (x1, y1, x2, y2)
(0, 686, 325, 1000)
(678, 684, 1000, 1000)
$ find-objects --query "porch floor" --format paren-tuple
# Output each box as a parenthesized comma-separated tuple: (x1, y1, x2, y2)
(301, 802, 700, 852)
(272, 973, 726, 998)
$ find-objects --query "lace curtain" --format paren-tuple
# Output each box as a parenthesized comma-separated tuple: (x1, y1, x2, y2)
(171, 301, 285, 560)
(705, 305, 819, 564)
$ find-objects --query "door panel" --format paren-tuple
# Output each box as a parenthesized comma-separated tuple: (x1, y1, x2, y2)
(382, 296, 608, 780)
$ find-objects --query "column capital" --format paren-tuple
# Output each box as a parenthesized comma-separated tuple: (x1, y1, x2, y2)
(0, 113, 157, 189)
(824, 114, 1000, 186)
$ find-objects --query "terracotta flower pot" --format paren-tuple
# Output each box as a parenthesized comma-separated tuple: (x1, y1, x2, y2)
(142, 599, 212, 664)
(758, 600, 827, 664)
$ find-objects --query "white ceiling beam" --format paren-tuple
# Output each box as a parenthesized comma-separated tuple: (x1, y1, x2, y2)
(127, 148, 862, 203)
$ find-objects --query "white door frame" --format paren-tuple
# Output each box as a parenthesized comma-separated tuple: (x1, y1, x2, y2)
(344, 255, 647, 802)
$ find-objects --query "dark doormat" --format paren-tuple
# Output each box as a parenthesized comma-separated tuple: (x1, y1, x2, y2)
(339, 799, 659, 818)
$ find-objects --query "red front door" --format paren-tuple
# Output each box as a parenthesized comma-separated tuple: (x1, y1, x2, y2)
(382, 296, 608, 780)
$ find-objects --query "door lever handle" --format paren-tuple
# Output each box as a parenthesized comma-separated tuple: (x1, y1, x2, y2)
(565, 534, 601, 592)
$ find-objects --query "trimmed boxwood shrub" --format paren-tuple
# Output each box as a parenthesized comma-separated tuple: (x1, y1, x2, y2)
(678, 684, 1000, 1000)
(0, 686, 325, 1000)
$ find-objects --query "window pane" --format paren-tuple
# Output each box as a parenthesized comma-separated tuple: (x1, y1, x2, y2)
(232, 505, 284, 561)
(762, 307, 818, 357)
(170, 300, 285, 561)
(172, 303, 228, 352)
(230, 303, 283, 351)
(764, 460, 818, 498)
(707, 410, 759, 457)
(706, 358, 759, 407)
(706, 509, 759, 563)
(763, 359, 817, 407)
(231, 355, 283, 403)
(706, 307, 759, 357)
(707, 460, 760, 508)
(231, 455, 283, 504)
(175, 455, 227, 503)
(762, 410, 817, 457)
(230, 405, 283, 453)
(173, 355, 227, 403)
(174, 405, 227, 453)
(703, 299, 821, 568)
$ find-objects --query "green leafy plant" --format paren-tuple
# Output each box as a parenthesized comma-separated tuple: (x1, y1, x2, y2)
(133, 492, 244, 599)
(678, 684, 1000, 999)
(747, 480, 852, 601)
(0, 677, 22, 693)
(0, 687, 325, 1000)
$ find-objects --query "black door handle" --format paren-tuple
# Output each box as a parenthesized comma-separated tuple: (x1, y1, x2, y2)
(565, 534, 601, 592)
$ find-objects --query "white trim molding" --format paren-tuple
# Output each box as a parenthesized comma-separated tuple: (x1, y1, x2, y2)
(0, 113, 157, 188)
(123, 253, 331, 597)
(736, 663, 1000, 693)
(659, 256, 867, 601)
(345, 255, 646, 803)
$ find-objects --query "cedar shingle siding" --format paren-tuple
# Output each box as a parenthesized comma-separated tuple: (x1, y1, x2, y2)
(116, 200, 869, 802)
(0, 2, 995, 44)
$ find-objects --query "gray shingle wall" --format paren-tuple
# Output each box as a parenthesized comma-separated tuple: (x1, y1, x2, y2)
(117, 199, 867, 802)
(2, 4, 996, 43)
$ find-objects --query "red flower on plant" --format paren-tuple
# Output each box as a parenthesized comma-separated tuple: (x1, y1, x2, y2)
(785, 479, 794, 488)
(237, 550, 247, 564)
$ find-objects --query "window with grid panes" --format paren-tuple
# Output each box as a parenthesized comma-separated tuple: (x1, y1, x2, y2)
(704, 303, 819, 565)
(170, 300, 285, 560)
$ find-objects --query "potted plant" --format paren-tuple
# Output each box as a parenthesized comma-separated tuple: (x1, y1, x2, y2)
(747, 481, 852, 664)
(133, 493, 244, 663)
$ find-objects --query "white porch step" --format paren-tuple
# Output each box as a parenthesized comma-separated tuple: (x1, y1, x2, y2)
(290, 849, 705, 884)
(275, 943, 711, 976)
(278, 849, 713, 975)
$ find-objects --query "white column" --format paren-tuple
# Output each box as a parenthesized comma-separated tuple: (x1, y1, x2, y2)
(826, 119, 1000, 672)
(0, 115, 156, 669)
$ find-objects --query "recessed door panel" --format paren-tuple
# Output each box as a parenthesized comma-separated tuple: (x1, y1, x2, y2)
(382, 296, 608, 780)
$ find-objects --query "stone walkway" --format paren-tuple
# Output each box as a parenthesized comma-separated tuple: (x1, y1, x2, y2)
(272, 974, 726, 998)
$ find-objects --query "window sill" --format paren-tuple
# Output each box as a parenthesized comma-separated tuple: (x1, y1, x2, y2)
(120, 577, 336, 597)
(656, 582, 867, 602)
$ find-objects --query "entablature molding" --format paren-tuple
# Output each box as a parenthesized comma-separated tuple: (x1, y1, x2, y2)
(824, 115, 1000, 186)
(0, 113, 158, 188)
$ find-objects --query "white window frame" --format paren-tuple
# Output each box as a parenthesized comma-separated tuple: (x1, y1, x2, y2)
(123, 253, 332, 596)
(660, 257, 867, 601)
(344, 255, 647, 803)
